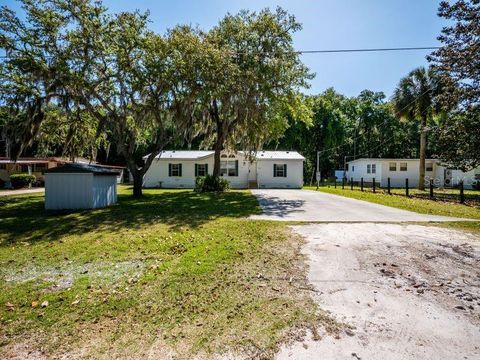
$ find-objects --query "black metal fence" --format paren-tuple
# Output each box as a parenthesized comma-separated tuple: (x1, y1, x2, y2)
(332, 177, 480, 206)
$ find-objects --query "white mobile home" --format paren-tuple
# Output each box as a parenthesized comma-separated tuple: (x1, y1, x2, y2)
(346, 158, 480, 189)
(44, 163, 119, 210)
(143, 150, 304, 189)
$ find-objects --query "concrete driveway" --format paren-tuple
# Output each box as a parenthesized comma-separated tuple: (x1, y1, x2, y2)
(0, 188, 44, 196)
(250, 189, 468, 222)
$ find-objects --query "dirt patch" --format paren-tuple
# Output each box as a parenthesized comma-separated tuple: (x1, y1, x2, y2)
(278, 223, 480, 359)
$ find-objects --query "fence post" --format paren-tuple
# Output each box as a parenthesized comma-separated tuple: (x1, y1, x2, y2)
(334, 178, 337, 189)
(342, 177, 345, 190)
(460, 180, 465, 204)
(429, 179, 434, 199)
(387, 177, 391, 195)
(351, 177, 354, 190)
(405, 178, 409, 197)
(373, 178, 376, 193)
(361, 177, 364, 192)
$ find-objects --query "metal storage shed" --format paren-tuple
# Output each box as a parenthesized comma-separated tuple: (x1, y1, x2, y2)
(44, 163, 119, 210)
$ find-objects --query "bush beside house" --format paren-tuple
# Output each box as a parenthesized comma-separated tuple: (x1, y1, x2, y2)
(10, 173, 36, 189)
(195, 175, 230, 192)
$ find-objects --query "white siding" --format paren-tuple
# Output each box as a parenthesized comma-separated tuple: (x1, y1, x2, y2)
(348, 159, 382, 184)
(143, 156, 251, 189)
(143, 152, 304, 189)
(379, 160, 436, 188)
(257, 159, 303, 188)
(92, 175, 117, 208)
(223, 155, 250, 189)
(144, 159, 213, 188)
(346, 159, 480, 189)
(45, 173, 93, 210)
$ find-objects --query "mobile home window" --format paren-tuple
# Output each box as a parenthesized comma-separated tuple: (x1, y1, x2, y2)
(426, 162, 433, 172)
(367, 164, 371, 174)
(389, 162, 397, 171)
(169, 163, 182, 177)
(400, 162, 407, 171)
(371, 164, 376, 174)
(220, 160, 238, 177)
(352, 166, 355, 172)
(195, 163, 208, 177)
(273, 164, 287, 177)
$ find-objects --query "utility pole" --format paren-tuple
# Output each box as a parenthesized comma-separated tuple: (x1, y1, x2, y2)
(316, 150, 320, 190)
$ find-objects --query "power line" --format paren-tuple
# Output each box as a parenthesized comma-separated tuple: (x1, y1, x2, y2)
(316, 87, 436, 157)
(0, 46, 441, 59)
(297, 46, 440, 54)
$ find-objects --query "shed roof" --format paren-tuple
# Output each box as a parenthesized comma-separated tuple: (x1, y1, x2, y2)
(45, 163, 120, 175)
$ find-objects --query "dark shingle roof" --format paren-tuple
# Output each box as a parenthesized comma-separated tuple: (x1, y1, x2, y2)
(45, 163, 120, 175)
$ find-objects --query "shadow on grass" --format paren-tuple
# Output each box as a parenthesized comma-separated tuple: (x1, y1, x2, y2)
(0, 190, 261, 246)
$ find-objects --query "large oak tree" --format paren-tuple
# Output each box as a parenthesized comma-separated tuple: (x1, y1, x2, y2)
(428, 0, 480, 170)
(0, 0, 198, 196)
(197, 8, 313, 175)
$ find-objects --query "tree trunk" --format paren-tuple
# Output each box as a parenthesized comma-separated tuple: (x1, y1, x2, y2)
(132, 170, 143, 198)
(418, 116, 427, 191)
(213, 138, 222, 177)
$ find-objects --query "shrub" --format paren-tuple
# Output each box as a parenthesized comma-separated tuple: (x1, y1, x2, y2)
(0, 178, 5, 189)
(10, 173, 36, 189)
(195, 174, 230, 192)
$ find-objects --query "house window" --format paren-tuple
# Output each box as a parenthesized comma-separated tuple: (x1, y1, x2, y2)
(169, 163, 182, 177)
(400, 162, 407, 171)
(367, 164, 371, 174)
(389, 162, 397, 171)
(371, 164, 376, 174)
(34, 164, 47, 173)
(352, 166, 355, 172)
(195, 163, 208, 177)
(426, 162, 433, 172)
(273, 164, 287, 177)
(220, 160, 238, 177)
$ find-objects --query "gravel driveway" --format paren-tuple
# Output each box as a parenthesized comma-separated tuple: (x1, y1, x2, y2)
(277, 223, 480, 360)
(250, 189, 469, 222)
(249, 189, 479, 359)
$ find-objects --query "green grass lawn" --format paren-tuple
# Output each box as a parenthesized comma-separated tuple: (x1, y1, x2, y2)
(306, 185, 480, 234)
(0, 187, 336, 358)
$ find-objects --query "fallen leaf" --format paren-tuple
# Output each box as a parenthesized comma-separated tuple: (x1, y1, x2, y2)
(6, 302, 15, 311)
(31, 301, 39, 308)
(71, 300, 80, 305)
(41, 301, 49, 308)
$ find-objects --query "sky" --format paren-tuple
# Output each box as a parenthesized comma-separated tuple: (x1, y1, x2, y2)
(1, 0, 446, 98)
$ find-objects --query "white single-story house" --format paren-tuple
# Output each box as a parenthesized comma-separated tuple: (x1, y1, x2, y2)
(143, 150, 304, 189)
(44, 163, 120, 210)
(345, 158, 480, 189)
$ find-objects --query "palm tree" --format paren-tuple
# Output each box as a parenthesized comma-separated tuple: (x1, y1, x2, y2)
(392, 67, 442, 190)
